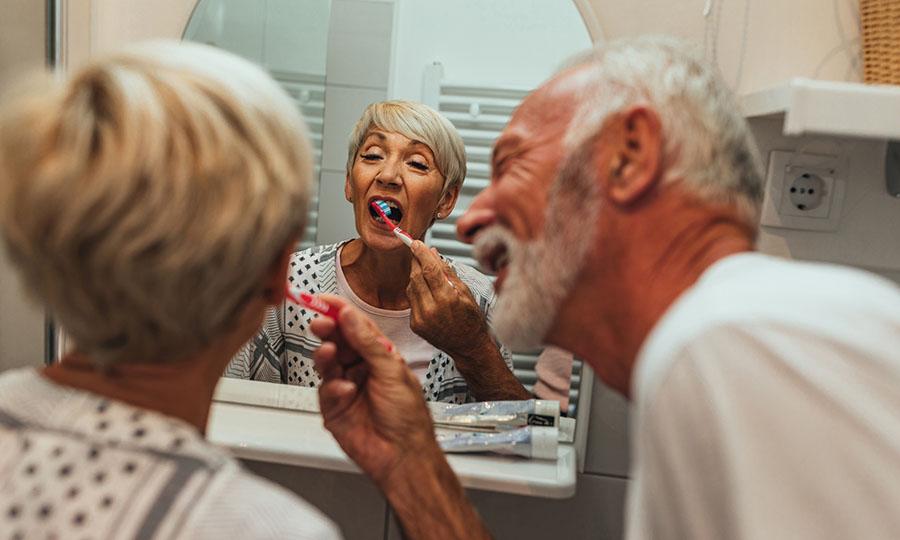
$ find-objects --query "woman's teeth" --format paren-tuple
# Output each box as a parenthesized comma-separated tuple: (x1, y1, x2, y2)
(370, 200, 403, 224)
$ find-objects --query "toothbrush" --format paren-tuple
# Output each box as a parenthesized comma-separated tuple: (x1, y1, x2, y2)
(284, 284, 396, 351)
(370, 200, 414, 248)
(284, 285, 341, 320)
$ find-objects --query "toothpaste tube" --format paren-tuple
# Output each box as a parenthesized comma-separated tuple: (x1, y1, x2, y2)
(429, 399, 560, 431)
(436, 426, 558, 460)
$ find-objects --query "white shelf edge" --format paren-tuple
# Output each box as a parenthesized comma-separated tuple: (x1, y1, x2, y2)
(207, 401, 577, 499)
(740, 78, 900, 140)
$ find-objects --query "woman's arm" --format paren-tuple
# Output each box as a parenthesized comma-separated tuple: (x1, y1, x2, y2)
(444, 332, 530, 401)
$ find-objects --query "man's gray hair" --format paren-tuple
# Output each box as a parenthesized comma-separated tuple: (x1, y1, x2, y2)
(563, 36, 764, 224)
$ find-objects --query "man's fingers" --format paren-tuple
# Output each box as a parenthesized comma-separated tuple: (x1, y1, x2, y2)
(312, 341, 342, 380)
(337, 306, 399, 378)
(310, 316, 337, 340)
(319, 379, 357, 420)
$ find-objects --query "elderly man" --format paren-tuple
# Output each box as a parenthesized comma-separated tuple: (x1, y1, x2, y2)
(310, 37, 900, 539)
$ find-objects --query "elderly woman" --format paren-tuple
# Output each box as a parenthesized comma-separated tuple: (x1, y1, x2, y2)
(0, 42, 338, 538)
(231, 101, 529, 403)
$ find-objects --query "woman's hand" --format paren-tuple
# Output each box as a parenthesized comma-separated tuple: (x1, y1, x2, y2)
(406, 240, 492, 358)
(406, 240, 531, 401)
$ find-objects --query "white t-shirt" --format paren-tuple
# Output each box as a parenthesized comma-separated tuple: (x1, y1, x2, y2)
(0, 369, 340, 540)
(335, 246, 437, 382)
(627, 253, 900, 540)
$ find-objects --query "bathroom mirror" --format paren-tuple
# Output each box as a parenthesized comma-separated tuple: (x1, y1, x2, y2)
(184, 0, 595, 418)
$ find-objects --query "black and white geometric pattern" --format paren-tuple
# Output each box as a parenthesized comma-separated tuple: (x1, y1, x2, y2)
(0, 369, 338, 540)
(227, 240, 513, 404)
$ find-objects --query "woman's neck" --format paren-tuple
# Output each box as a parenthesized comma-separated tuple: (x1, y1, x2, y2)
(41, 314, 258, 433)
(340, 239, 412, 309)
(42, 351, 224, 433)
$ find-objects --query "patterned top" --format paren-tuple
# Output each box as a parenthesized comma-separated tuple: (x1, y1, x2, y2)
(0, 369, 339, 540)
(227, 241, 513, 404)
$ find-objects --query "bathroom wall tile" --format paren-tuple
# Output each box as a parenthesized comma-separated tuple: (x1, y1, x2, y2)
(326, 0, 394, 89)
(386, 474, 628, 540)
(584, 379, 632, 478)
(242, 460, 387, 540)
(321, 85, 386, 171)
(315, 170, 359, 245)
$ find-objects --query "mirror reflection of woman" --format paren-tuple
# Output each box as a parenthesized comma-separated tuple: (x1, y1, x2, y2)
(231, 101, 529, 403)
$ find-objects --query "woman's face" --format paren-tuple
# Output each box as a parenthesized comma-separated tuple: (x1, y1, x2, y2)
(346, 129, 459, 251)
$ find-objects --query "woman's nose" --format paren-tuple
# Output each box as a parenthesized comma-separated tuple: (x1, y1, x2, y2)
(375, 159, 403, 187)
(456, 190, 497, 245)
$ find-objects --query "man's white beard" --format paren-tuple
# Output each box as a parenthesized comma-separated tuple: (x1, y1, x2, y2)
(474, 161, 599, 350)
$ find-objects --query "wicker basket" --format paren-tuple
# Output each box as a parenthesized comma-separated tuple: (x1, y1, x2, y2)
(860, 0, 900, 84)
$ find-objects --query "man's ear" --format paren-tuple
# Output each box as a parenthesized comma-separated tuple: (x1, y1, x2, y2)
(261, 239, 296, 306)
(596, 106, 663, 206)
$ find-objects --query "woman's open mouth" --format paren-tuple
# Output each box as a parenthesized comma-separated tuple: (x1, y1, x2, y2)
(368, 198, 404, 225)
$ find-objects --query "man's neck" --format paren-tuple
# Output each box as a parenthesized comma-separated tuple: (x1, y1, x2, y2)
(341, 239, 413, 309)
(550, 198, 754, 398)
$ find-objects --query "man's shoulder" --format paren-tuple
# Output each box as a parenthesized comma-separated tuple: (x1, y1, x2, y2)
(635, 253, 900, 399)
(664, 252, 899, 336)
(186, 468, 340, 539)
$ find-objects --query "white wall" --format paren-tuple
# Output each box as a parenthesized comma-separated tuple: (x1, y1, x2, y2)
(183, 0, 331, 76)
(391, 0, 592, 99)
(88, 0, 198, 54)
(584, 0, 900, 278)
(0, 0, 47, 371)
(587, 0, 862, 94)
(752, 125, 900, 274)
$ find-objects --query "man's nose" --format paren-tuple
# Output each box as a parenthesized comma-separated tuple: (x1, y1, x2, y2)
(456, 190, 496, 245)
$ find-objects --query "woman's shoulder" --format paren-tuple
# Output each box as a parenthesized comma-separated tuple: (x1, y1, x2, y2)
(288, 241, 348, 295)
(447, 258, 495, 302)
(291, 241, 343, 266)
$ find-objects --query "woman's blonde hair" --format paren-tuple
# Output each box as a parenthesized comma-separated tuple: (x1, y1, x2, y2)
(0, 41, 313, 366)
(346, 100, 466, 194)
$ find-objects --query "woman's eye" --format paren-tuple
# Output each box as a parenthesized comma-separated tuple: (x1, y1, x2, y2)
(360, 153, 382, 161)
(408, 161, 429, 172)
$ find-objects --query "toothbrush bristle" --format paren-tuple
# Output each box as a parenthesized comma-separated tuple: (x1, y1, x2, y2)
(371, 200, 393, 223)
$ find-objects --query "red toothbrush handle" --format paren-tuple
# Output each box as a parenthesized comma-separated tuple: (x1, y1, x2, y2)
(285, 287, 341, 320)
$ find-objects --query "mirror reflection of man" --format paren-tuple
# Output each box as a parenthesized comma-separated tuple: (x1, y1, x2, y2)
(309, 37, 900, 539)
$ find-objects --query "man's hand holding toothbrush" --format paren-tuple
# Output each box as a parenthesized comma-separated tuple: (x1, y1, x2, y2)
(309, 295, 491, 540)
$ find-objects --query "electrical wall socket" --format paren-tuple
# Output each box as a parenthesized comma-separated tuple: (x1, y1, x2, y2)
(780, 169, 833, 218)
(760, 150, 847, 232)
